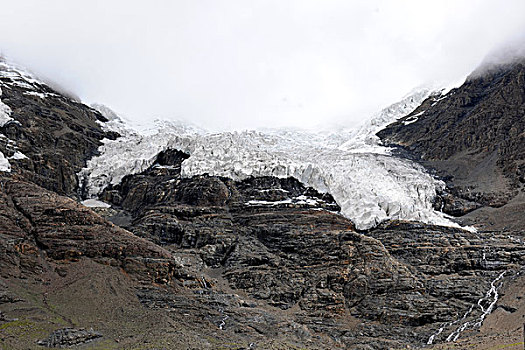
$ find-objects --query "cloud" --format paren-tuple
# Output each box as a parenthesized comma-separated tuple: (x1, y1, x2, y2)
(1, 0, 524, 131)
(473, 32, 525, 75)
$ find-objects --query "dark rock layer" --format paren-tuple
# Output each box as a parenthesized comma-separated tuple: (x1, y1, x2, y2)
(0, 177, 175, 284)
(37, 328, 102, 348)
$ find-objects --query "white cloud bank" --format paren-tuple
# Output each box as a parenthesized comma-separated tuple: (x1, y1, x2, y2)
(1, 0, 524, 131)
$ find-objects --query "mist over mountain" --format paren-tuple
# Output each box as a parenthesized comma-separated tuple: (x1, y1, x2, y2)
(470, 34, 525, 78)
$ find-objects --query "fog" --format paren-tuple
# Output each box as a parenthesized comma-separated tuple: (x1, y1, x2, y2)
(1, 1, 525, 131)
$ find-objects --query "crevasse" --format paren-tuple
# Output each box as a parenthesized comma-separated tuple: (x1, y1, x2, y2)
(79, 88, 465, 230)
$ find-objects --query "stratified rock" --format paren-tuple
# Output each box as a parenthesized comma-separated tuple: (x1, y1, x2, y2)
(37, 328, 102, 348)
(1, 56, 524, 349)
(96, 155, 525, 346)
(0, 176, 176, 284)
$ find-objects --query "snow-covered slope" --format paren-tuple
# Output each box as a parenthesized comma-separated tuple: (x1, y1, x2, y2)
(80, 90, 466, 230)
(0, 60, 35, 171)
(0, 59, 58, 94)
(339, 87, 437, 154)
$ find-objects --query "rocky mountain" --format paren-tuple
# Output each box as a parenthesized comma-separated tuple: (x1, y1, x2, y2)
(378, 58, 525, 232)
(0, 60, 117, 195)
(0, 56, 524, 350)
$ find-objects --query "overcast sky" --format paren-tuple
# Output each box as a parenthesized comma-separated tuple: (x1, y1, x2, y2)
(1, 1, 525, 131)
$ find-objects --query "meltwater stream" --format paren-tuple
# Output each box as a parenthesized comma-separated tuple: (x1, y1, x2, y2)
(427, 271, 506, 345)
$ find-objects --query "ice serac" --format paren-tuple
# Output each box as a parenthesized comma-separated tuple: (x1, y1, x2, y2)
(80, 88, 465, 230)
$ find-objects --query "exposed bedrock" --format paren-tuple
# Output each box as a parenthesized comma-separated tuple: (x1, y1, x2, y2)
(0, 176, 177, 284)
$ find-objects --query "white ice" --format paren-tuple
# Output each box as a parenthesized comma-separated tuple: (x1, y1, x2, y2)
(0, 86, 13, 172)
(9, 151, 28, 160)
(81, 199, 111, 208)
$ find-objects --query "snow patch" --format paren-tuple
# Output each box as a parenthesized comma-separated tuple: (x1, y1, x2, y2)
(245, 195, 324, 207)
(9, 151, 28, 160)
(0, 151, 11, 172)
(0, 60, 45, 91)
(81, 199, 111, 208)
(258, 188, 289, 193)
(0, 87, 14, 127)
(403, 116, 419, 125)
(23, 91, 46, 99)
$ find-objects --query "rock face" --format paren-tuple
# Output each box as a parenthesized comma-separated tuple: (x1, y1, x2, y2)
(368, 221, 525, 343)
(0, 60, 115, 196)
(0, 176, 175, 283)
(37, 328, 102, 348)
(378, 59, 525, 229)
(5, 145, 523, 348)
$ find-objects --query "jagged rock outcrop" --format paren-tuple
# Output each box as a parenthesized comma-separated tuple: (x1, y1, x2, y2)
(0, 176, 179, 285)
(37, 328, 102, 348)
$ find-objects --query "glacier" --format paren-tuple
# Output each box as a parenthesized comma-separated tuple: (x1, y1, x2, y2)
(0, 56, 466, 229)
(79, 88, 468, 230)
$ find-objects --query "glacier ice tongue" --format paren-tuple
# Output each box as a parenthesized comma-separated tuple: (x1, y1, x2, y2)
(80, 88, 464, 230)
